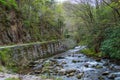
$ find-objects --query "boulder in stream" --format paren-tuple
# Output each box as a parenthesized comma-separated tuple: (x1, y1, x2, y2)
(54, 56, 65, 59)
(76, 73, 84, 79)
(102, 71, 110, 75)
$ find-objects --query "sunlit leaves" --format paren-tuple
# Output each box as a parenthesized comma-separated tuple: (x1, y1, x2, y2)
(0, 0, 17, 9)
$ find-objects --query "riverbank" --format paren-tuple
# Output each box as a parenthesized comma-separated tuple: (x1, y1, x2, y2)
(80, 48, 120, 65)
(0, 72, 62, 80)
(1, 46, 120, 80)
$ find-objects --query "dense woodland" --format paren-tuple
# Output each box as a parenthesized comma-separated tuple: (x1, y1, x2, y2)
(63, 0, 120, 59)
(0, 0, 120, 80)
(0, 0, 120, 70)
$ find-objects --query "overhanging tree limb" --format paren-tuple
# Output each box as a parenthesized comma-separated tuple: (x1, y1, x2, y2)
(103, 0, 120, 18)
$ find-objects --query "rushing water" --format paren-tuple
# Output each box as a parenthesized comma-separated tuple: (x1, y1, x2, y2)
(32, 46, 120, 80)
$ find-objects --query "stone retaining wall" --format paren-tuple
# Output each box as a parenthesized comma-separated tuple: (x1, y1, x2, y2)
(0, 40, 66, 66)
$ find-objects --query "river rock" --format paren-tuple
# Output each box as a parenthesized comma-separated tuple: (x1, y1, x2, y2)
(34, 71, 41, 74)
(96, 58, 101, 62)
(34, 59, 43, 64)
(61, 61, 67, 64)
(55, 66, 62, 70)
(29, 59, 44, 65)
(95, 65, 103, 69)
(108, 72, 120, 79)
(102, 71, 110, 75)
(29, 64, 37, 68)
(66, 72, 74, 77)
(98, 76, 104, 80)
(58, 69, 66, 75)
(29, 61, 37, 66)
(114, 66, 120, 70)
(50, 59, 58, 63)
(54, 56, 65, 59)
(84, 63, 89, 67)
(103, 62, 109, 66)
(72, 60, 77, 63)
(72, 60, 76, 63)
(69, 72, 74, 76)
(76, 73, 84, 79)
(33, 64, 43, 70)
(66, 69, 76, 74)
(56, 64, 63, 68)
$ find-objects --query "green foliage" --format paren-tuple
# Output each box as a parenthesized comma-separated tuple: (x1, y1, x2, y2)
(0, 48, 17, 71)
(0, 48, 11, 65)
(101, 27, 120, 59)
(0, 66, 3, 72)
(80, 48, 103, 58)
(20, 0, 64, 40)
(5, 78, 20, 80)
(81, 48, 95, 56)
(0, 0, 17, 9)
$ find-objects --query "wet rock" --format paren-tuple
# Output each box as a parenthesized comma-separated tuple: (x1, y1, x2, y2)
(68, 54, 71, 56)
(108, 74, 116, 79)
(78, 56, 81, 58)
(103, 62, 109, 66)
(108, 72, 120, 79)
(96, 58, 101, 62)
(56, 64, 63, 68)
(98, 76, 104, 80)
(34, 71, 41, 74)
(34, 60, 40, 64)
(69, 72, 74, 76)
(43, 61, 52, 67)
(29, 62, 37, 66)
(33, 64, 43, 70)
(58, 69, 66, 75)
(114, 66, 120, 70)
(95, 65, 103, 69)
(72, 60, 76, 63)
(61, 61, 67, 64)
(72, 60, 77, 63)
(83, 68, 96, 72)
(76, 73, 84, 79)
(109, 64, 115, 70)
(54, 57, 65, 59)
(29, 64, 37, 68)
(102, 71, 110, 75)
(55, 67, 62, 70)
(50, 59, 58, 63)
(66, 69, 76, 74)
(115, 77, 120, 80)
(66, 72, 74, 77)
(75, 70, 81, 74)
(29, 59, 44, 66)
(84, 63, 89, 67)
(88, 62, 103, 68)
(47, 66, 53, 69)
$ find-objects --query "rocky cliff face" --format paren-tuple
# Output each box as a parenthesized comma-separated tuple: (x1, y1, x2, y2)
(0, 0, 64, 45)
(0, 5, 25, 45)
